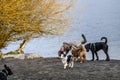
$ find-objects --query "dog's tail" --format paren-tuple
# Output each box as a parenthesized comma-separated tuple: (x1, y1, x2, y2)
(81, 34, 87, 44)
(101, 37, 107, 44)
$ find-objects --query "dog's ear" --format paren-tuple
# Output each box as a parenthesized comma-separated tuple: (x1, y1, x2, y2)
(87, 43, 91, 48)
(85, 43, 91, 52)
(4, 64, 13, 75)
(88, 43, 92, 49)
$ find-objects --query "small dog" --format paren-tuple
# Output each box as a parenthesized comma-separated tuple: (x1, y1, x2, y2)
(0, 64, 13, 80)
(60, 53, 74, 69)
(85, 37, 110, 61)
(71, 45, 86, 63)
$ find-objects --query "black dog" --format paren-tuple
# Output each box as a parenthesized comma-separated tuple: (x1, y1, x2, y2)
(0, 64, 13, 80)
(85, 37, 110, 61)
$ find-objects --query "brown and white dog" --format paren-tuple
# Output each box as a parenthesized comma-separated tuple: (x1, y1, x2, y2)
(58, 47, 74, 69)
(58, 34, 87, 63)
(71, 45, 86, 63)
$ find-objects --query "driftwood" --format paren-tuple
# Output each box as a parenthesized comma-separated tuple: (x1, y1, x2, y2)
(3, 53, 42, 59)
(16, 38, 30, 54)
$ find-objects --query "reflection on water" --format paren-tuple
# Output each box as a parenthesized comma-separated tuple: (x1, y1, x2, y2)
(2, 0, 120, 59)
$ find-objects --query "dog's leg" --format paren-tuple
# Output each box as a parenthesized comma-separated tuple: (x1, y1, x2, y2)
(68, 63, 71, 68)
(64, 63, 68, 69)
(103, 48, 110, 61)
(95, 52, 99, 61)
(71, 62, 74, 68)
(80, 55, 83, 63)
(83, 54, 86, 63)
(68, 62, 73, 69)
(91, 52, 95, 61)
(80, 58, 82, 63)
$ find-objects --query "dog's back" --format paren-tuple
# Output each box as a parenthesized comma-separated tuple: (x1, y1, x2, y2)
(94, 37, 108, 51)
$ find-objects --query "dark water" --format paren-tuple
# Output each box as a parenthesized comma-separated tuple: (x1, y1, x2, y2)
(2, 0, 120, 59)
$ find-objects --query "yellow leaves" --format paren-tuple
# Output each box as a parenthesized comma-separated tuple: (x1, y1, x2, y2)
(0, 0, 75, 49)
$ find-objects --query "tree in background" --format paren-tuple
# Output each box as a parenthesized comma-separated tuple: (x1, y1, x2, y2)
(0, 0, 75, 54)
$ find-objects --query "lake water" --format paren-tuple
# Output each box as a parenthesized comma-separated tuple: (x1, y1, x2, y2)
(2, 0, 120, 60)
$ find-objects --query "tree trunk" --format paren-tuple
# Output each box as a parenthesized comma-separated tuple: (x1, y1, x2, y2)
(17, 38, 30, 54)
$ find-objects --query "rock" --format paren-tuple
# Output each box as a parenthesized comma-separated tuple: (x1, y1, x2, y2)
(3, 54, 25, 59)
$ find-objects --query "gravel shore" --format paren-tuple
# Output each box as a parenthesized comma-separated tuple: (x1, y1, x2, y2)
(0, 57, 120, 80)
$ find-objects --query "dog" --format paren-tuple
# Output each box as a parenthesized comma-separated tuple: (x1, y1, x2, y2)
(85, 37, 110, 61)
(60, 52, 74, 69)
(71, 44, 86, 63)
(0, 64, 13, 80)
(58, 34, 87, 57)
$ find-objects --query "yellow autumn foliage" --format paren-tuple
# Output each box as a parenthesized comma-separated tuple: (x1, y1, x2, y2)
(0, 0, 75, 49)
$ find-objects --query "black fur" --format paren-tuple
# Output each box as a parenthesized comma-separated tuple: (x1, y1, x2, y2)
(0, 65, 13, 80)
(81, 34, 87, 44)
(67, 55, 72, 63)
(85, 37, 110, 61)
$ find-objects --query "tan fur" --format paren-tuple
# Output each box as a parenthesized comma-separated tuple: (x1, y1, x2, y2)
(71, 45, 86, 63)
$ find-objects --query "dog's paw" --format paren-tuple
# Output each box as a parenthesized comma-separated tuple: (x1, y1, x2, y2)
(106, 59, 110, 61)
(91, 59, 94, 61)
(80, 61, 83, 63)
(71, 67, 73, 69)
(64, 67, 67, 69)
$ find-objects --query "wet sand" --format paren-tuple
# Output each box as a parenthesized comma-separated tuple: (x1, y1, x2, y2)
(0, 57, 120, 80)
